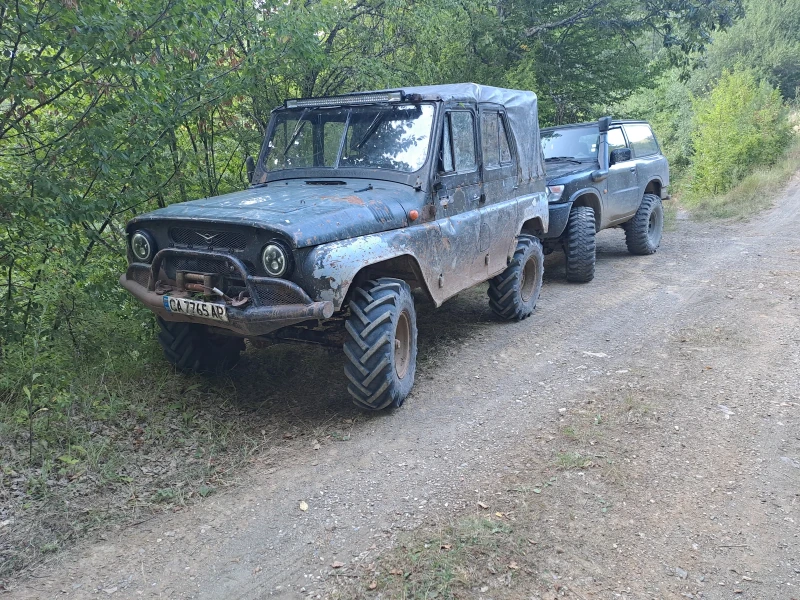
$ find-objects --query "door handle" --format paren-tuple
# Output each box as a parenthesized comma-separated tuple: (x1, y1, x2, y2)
(629, 167, 637, 172)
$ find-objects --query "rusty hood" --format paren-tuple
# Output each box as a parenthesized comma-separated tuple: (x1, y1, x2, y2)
(128, 180, 418, 248)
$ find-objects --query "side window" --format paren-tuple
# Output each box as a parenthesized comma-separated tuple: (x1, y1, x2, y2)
(480, 112, 514, 169)
(624, 123, 659, 157)
(607, 128, 626, 153)
(440, 116, 454, 172)
(481, 112, 500, 169)
(450, 111, 477, 172)
(498, 117, 512, 164)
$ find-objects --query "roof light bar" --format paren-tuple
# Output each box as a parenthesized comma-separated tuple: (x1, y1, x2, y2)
(285, 91, 403, 108)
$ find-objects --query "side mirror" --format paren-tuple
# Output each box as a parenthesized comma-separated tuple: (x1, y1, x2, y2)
(610, 148, 632, 165)
(598, 116, 612, 133)
(245, 156, 256, 184)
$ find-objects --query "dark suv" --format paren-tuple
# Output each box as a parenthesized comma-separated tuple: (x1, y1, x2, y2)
(540, 118, 670, 282)
(120, 84, 549, 410)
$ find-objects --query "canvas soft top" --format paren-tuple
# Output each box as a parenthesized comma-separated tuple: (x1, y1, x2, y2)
(284, 83, 545, 183)
(398, 83, 544, 182)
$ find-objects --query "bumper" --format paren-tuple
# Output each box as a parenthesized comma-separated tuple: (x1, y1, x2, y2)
(544, 201, 573, 239)
(120, 248, 334, 337)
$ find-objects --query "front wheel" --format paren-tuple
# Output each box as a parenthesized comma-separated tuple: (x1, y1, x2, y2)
(563, 205, 596, 283)
(488, 234, 544, 321)
(344, 278, 418, 411)
(157, 318, 244, 373)
(625, 193, 663, 255)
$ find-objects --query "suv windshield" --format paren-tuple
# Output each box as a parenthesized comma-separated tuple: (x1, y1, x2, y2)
(541, 126, 599, 161)
(264, 104, 435, 173)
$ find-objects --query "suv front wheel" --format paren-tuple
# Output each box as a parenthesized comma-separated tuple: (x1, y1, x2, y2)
(625, 193, 664, 255)
(563, 205, 596, 283)
(344, 278, 418, 411)
(488, 234, 544, 321)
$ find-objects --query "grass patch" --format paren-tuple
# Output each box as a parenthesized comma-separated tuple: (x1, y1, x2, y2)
(663, 197, 679, 231)
(555, 451, 594, 470)
(0, 310, 358, 580)
(681, 137, 800, 220)
(364, 517, 522, 600)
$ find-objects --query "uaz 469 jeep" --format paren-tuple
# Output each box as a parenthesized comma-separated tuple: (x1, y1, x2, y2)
(540, 118, 670, 282)
(121, 84, 549, 410)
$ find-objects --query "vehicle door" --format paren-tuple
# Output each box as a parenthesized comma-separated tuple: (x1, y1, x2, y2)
(624, 123, 664, 197)
(434, 106, 484, 291)
(477, 105, 519, 279)
(605, 126, 640, 222)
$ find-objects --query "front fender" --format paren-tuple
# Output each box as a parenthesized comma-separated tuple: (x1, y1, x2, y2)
(294, 223, 443, 311)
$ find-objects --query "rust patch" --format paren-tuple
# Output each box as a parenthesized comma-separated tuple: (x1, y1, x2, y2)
(338, 195, 365, 206)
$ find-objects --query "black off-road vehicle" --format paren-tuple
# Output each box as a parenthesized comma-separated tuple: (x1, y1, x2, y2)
(121, 84, 549, 410)
(541, 117, 670, 282)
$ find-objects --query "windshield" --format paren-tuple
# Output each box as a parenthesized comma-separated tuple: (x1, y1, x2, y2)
(263, 104, 435, 173)
(541, 126, 599, 161)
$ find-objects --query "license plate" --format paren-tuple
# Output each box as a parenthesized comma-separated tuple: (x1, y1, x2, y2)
(162, 296, 228, 322)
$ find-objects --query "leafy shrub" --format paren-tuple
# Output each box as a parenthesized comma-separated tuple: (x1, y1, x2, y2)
(689, 69, 791, 198)
(617, 70, 694, 176)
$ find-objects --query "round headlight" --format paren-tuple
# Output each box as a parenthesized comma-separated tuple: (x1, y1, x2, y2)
(130, 230, 156, 262)
(261, 242, 290, 277)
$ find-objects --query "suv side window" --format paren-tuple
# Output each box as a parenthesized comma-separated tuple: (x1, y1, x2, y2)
(439, 111, 477, 173)
(499, 117, 512, 164)
(481, 111, 515, 169)
(608, 127, 627, 153)
(481, 112, 500, 168)
(441, 116, 455, 172)
(624, 123, 659, 157)
(450, 111, 477, 172)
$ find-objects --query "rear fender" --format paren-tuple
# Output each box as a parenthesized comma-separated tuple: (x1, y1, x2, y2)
(517, 191, 549, 240)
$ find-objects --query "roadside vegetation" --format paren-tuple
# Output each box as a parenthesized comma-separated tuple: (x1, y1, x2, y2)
(1, 0, 800, 580)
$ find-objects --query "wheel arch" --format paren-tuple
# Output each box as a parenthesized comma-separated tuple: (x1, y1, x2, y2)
(520, 215, 545, 238)
(569, 189, 602, 231)
(644, 178, 663, 198)
(346, 254, 435, 307)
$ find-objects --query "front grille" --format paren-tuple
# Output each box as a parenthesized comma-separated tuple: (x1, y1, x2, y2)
(170, 228, 248, 250)
(126, 265, 151, 287)
(170, 256, 230, 275)
(252, 279, 309, 306)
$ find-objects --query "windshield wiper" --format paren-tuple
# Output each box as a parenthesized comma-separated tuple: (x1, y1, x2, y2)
(545, 156, 582, 164)
(283, 108, 310, 155)
(355, 110, 387, 149)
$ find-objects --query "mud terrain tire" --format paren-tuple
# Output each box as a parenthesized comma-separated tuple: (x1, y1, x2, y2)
(157, 318, 244, 373)
(625, 193, 664, 255)
(563, 205, 596, 283)
(344, 278, 417, 411)
(488, 235, 544, 321)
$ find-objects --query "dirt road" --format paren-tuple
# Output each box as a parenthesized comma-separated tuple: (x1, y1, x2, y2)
(6, 180, 800, 599)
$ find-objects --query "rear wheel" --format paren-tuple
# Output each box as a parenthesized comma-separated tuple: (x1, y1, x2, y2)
(344, 278, 417, 411)
(157, 318, 244, 373)
(488, 235, 544, 321)
(563, 205, 596, 283)
(625, 193, 663, 255)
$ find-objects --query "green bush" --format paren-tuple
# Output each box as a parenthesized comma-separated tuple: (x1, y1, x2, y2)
(689, 69, 791, 198)
(617, 70, 694, 176)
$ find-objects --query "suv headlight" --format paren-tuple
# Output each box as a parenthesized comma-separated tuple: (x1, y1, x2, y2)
(261, 241, 292, 277)
(130, 230, 156, 262)
(547, 185, 565, 203)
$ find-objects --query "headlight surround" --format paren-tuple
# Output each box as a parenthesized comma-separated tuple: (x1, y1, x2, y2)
(547, 185, 565, 203)
(261, 241, 292, 278)
(130, 230, 156, 262)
